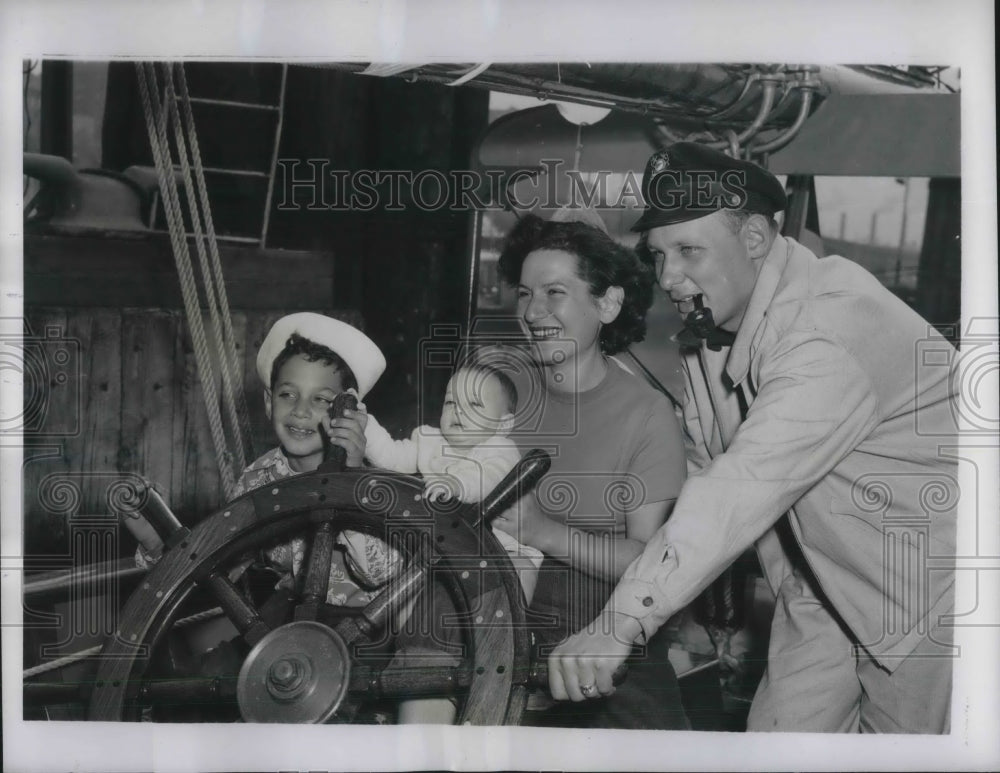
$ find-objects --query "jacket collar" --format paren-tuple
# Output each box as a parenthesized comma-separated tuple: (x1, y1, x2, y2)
(725, 234, 790, 385)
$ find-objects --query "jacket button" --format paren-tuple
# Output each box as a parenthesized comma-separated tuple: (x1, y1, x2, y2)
(642, 596, 654, 607)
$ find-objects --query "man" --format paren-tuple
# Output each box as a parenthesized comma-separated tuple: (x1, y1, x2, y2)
(547, 142, 959, 733)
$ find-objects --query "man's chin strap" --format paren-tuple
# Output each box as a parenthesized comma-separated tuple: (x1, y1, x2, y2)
(676, 295, 737, 352)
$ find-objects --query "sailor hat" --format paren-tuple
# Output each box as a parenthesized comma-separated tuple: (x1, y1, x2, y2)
(631, 142, 787, 232)
(256, 312, 386, 399)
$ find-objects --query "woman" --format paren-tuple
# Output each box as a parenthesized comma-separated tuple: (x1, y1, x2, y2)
(491, 212, 689, 730)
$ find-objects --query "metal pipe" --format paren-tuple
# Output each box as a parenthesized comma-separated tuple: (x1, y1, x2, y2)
(703, 72, 765, 122)
(733, 80, 779, 145)
(23, 558, 146, 601)
(750, 89, 816, 154)
(317, 62, 820, 126)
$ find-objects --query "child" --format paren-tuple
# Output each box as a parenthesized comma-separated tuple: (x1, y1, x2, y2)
(367, 364, 519, 502)
(238, 312, 401, 606)
(358, 362, 544, 595)
(358, 362, 544, 725)
(131, 312, 397, 605)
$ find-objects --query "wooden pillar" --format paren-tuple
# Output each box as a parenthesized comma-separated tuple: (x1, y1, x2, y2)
(40, 61, 73, 160)
(916, 178, 961, 340)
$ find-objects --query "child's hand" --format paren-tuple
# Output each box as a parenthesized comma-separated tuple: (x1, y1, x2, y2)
(322, 404, 369, 468)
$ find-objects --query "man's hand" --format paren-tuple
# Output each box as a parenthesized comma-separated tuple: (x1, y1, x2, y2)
(322, 407, 369, 468)
(548, 611, 639, 701)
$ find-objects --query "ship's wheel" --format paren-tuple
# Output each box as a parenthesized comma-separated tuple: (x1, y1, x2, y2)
(89, 452, 550, 725)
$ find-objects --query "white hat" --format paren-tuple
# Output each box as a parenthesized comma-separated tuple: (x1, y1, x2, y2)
(256, 312, 386, 399)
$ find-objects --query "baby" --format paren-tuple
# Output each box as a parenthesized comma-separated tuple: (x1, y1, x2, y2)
(367, 365, 517, 499)
(358, 363, 544, 593)
(360, 362, 543, 724)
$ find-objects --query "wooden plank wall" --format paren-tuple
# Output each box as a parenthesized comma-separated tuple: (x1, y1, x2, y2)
(22, 306, 363, 558)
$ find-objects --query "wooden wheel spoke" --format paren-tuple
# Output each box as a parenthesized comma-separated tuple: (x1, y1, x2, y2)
(202, 572, 269, 646)
(138, 675, 237, 705)
(335, 549, 431, 645)
(295, 520, 336, 621)
(349, 664, 471, 700)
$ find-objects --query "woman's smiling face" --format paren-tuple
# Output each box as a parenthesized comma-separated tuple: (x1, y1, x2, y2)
(517, 248, 611, 369)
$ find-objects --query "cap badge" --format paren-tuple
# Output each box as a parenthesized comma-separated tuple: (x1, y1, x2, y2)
(650, 151, 669, 173)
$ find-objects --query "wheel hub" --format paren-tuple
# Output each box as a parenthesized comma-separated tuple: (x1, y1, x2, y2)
(266, 655, 310, 698)
(237, 621, 350, 723)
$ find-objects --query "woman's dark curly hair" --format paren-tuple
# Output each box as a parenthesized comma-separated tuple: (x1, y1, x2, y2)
(497, 214, 656, 355)
(270, 333, 358, 392)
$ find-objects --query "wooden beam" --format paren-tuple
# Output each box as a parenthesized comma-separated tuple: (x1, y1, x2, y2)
(24, 232, 337, 310)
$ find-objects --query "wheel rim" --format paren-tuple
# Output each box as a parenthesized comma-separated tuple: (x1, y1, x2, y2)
(88, 468, 531, 725)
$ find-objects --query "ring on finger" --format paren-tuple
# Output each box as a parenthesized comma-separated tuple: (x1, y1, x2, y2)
(580, 683, 597, 696)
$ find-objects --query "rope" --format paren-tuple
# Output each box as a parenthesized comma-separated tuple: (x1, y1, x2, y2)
(172, 64, 253, 464)
(136, 62, 237, 497)
(23, 607, 225, 678)
(23, 645, 103, 679)
(164, 63, 251, 473)
(175, 605, 225, 627)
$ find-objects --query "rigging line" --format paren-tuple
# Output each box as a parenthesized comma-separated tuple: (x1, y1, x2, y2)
(23, 607, 226, 678)
(173, 62, 255, 465)
(165, 62, 251, 471)
(148, 64, 239, 495)
(136, 62, 237, 497)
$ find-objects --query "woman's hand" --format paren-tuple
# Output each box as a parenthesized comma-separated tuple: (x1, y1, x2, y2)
(322, 407, 369, 468)
(492, 493, 558, 553)
(547, 611, 639, 701)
